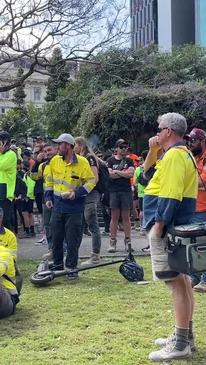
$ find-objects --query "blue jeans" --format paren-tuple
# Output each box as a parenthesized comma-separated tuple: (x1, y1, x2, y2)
(84, 190, 101, 254)
(191, 211, 206, 284)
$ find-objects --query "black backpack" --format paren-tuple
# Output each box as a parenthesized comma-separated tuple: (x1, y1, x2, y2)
(96, 161, 110, 194)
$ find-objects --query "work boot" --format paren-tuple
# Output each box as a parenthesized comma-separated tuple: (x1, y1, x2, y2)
(193, 281, 206, 293)
(83, 253, 100, 265)
(107, 238, 117, 253)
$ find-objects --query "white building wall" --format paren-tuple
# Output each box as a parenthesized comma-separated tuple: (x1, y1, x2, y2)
(158, 0, 172, 52)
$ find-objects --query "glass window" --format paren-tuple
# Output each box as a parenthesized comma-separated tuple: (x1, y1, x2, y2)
(142, 27, 146, 45)
(33, 87, 41, 102)
(144, 7, 147, 26)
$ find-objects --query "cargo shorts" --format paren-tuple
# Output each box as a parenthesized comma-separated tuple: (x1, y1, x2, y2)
(148, 226, 180, 281)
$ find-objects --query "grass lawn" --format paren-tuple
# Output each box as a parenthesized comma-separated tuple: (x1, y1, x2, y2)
(1, 257, 206, 365)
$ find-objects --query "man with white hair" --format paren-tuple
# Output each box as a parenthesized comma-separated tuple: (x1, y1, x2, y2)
(143, 113, 198, 362)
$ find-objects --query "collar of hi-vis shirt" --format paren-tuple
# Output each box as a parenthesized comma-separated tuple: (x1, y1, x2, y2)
(62, 153, 78, 165)
(159, 141, 187, 160)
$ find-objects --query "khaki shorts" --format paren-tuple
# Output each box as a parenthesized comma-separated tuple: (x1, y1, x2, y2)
(148, 226, 180, 281)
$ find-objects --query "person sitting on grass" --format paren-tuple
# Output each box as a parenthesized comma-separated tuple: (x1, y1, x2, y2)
(0, 245, 19, 319)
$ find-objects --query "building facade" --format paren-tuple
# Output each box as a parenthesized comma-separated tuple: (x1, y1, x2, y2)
(130, 0, 158, 48)
(131, 0, 204, 52)
(0, 61, 48, 115)
(195, 0, 206, 47)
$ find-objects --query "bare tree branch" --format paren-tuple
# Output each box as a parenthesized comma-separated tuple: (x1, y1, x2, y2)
(0, 0, 128, 91)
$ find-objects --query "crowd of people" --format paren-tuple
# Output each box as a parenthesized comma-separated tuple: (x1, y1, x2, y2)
(0, 112, 206, 362)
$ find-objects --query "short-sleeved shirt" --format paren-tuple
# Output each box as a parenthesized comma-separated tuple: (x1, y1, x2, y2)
(107, 157, 134, 192)
(86, 154, 98, 168)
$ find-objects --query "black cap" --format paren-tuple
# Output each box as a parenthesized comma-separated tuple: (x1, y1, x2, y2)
(0, 131, 11, 143)
(115, 139, 128, 148)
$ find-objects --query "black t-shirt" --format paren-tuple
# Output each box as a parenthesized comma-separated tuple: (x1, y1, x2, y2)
(107, 156, 134, 192)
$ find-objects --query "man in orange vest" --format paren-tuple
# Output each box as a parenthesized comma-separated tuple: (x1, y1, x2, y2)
(187, 128, 206, 293)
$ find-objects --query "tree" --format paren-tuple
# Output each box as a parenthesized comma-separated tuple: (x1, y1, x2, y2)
(76, 83, 206, 151)
(0, 109, 30, 139)
(13, 67, 26, 110)
(45, 48, 69, 102)
(0, 0, 128, 92)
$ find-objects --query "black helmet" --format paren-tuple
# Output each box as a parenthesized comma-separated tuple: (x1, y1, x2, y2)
(119, 260, 144, 282)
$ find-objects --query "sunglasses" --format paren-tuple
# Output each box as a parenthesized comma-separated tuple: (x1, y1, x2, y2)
(157, 127, 168, 133)
(119, 145, 128, 149)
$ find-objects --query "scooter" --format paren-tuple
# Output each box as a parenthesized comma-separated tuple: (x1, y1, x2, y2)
(30, 244, 144, 285)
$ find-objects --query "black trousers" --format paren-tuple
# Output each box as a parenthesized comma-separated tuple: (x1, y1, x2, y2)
(51, 211, 83, 268)
(0, 199, 12, 230)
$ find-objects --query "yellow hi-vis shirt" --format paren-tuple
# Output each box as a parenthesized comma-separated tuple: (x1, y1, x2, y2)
(45, 154, 95, 213)
(23, 174, 36, 200)
(0, 149, 17, 201)
(0, 246, 17, 295)
(0, 227, 17, 260)
(143, 144, 198, 230)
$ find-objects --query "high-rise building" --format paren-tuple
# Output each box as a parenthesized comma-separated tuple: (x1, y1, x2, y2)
(131, 0, 203, 51)
(130, 0, 158, 49)
(195, 0, 206, 47)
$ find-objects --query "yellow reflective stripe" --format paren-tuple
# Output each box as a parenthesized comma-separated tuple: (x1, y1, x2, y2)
(52, 178, 76, 189)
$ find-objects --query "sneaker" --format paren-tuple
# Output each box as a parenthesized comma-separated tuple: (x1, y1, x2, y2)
(18, 232, 31, 239)
(83, 253, 100, 265)
(67, 268, 79, 281)
(155, 333, 196, 352)
(141, 246, 150, 253)
(35, 238, 47, 246)
(193, 281, 206, 293)
(84, 229, 91, 236)
(107, 239, 117, 253)
(102, 231, 110, 237)
(49, 263, 64, 271)
(42, 250, 53, 260)
(149, 343, 191, 362)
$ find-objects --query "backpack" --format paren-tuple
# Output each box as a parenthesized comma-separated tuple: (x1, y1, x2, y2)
(96, 161, 110, 195)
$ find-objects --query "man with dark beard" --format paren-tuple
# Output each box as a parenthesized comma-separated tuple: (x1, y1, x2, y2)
(187, 128, 206, 292)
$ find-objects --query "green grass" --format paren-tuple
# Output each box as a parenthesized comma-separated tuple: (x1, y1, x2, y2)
(1, 257, 206, 365)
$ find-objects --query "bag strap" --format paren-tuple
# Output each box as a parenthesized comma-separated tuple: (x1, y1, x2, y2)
(175, 146, 206, 192)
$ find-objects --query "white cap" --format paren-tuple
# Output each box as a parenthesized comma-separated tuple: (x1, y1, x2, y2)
(52, 133, 75, 146)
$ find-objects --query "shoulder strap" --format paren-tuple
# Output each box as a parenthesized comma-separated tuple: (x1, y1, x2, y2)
(175, 146, 206, 191)
(3, 274, 16, 286)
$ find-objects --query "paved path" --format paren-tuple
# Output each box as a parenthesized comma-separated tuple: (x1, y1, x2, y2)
(18, 229, 149, 260)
